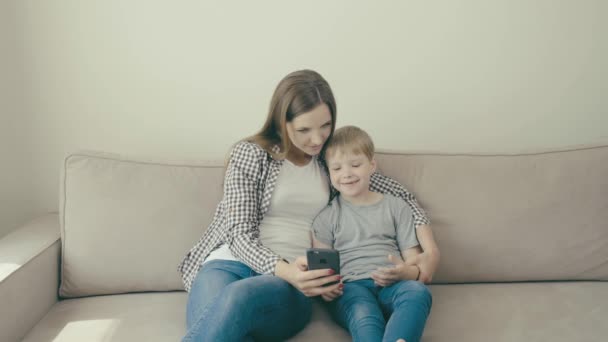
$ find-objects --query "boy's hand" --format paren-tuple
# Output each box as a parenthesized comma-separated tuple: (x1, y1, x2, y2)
(371, 254, 413, 287)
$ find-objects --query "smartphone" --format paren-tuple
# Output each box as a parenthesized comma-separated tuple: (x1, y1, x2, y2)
(306, 248, 340, 286)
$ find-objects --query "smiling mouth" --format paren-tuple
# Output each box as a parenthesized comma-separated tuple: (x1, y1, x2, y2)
(341, 179, 359, 185)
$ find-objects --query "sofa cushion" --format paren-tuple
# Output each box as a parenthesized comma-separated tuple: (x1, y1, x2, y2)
(59, 152, 225, 297)
(423, 282, 608, 342)
(20, 292, 351, 342)
(59, 145, 608, 297)
(21, 283, 608, 342)
(376, 144, 608, 283)
(22, 292, 188, 342)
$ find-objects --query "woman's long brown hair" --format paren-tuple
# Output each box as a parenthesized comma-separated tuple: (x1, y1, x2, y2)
(246, 69, 337, 159)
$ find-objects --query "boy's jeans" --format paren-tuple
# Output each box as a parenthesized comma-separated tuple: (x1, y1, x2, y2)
(327, 279, 432, 342)
(183, 260, 312, 342)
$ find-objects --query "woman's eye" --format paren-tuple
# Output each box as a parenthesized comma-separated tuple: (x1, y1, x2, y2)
(352, 164, 361, 168)
(297, 129, 309, 133)
(332, 168, 341, 171)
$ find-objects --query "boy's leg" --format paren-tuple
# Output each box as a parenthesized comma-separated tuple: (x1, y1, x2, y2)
(378, 280, 432, 342)
(328, 279, 385, 342)
(183, 261, 312, 342)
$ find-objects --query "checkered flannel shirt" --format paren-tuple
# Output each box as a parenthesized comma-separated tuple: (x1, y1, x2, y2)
(178, 141, 430, 292)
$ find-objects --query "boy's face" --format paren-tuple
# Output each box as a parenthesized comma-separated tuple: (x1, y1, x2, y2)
(326, 149, 376, 200)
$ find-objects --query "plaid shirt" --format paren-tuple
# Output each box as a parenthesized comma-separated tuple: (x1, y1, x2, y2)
(178, 141, 429, 291)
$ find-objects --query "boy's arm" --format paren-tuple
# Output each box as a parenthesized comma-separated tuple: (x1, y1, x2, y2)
(310, 204, 336, 249)
(312, 236, 332, 249)
(369, 172, 440, 282)
(402, 245, 423, 260)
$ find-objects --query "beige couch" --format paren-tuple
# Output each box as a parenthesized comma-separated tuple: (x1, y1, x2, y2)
(2, 145, 607, 342)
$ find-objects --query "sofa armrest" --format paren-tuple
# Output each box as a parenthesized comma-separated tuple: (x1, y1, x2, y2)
(0, 213, 61, 342)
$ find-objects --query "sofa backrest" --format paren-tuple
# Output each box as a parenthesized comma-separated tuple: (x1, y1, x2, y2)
(59, 145, 608, 297)
(59, 152, 225, 297)
(376, 144, 608, 283)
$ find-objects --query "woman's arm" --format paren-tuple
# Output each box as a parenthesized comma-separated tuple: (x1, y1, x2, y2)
(369, 172, 440, 282)
(226, 142, 340, 295)
(223, 142, 283, 274)
(284, 236, 342, 301)
(369, 172, 429, 227)
(275, 258, 342, 297)
(408, 224, 440, 283)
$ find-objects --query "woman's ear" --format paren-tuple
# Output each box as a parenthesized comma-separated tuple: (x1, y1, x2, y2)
(370, 157, 377, 173)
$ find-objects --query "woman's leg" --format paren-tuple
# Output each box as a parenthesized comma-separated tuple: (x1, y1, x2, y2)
(183, 262, 312, 342)
(246, 276, 312, 341)
(185, 260, 251, 329)
(328, 279, 385, 342)
(378, 280, 432, 342)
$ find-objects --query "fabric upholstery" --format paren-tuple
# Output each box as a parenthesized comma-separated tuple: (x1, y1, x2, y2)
(0, 214, 60, 342)
(21, 282, 608, 342)
(59, 146, 608, 298)
(59, 152, 225, 297)
(376, 145, 608, 283)
(38, 145, 607, 341)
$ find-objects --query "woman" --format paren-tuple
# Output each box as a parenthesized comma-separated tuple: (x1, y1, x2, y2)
(178, 70, 440, 341)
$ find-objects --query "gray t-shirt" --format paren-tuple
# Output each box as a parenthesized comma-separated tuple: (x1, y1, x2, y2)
(312, 194, 419, 282)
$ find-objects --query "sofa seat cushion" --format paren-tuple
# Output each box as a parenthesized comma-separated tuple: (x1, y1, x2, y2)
(424, 282, 608, 342)
(21, 282, 607, 342)
(21, 292, 187, 342)
(20, 291, 350, 342)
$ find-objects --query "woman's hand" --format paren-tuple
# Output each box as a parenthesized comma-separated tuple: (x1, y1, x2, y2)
(371, 254, 420, 287)
(405, 249, 440, 283)
(276, 257, 343, 297)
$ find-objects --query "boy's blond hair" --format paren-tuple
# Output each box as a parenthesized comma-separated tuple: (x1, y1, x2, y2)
(324, 125, 375, 161)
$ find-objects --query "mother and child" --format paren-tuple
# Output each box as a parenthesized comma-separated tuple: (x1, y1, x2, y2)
(178, 69, 440, 342)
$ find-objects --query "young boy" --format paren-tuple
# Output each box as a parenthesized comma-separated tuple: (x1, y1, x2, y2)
(312, 126, 432, 342)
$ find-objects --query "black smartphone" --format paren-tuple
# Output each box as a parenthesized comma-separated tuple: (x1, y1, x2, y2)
(306, 248, 340, 286)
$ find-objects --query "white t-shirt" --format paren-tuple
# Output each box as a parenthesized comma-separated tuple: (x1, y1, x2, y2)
(205, 156, 329, 264)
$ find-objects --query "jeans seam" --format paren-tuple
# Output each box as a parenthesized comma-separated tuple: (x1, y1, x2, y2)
(183, 294, 220, 341)
(183, 261, 254, 341)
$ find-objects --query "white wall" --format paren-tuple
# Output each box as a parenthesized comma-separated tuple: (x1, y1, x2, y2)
(1, 1, 35, 237)
(4, 0, 608, 235)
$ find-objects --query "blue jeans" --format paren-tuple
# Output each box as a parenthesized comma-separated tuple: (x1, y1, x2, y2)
(327, 279, 432, 342)
(183, 260, 312, 342)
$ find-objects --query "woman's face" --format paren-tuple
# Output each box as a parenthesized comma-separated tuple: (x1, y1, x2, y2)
(286, 103, 333, 157)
